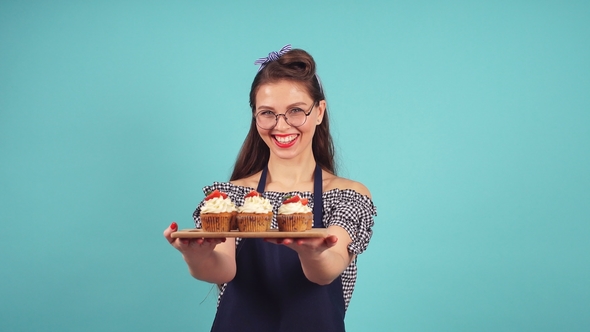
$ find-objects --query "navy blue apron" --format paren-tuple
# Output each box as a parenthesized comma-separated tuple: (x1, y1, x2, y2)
(210, 164, 346, 332)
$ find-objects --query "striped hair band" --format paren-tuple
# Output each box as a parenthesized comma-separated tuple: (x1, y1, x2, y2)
(254, 44, 292, 72)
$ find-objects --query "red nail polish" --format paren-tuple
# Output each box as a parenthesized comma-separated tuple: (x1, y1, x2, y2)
(170, 222, 178, 231)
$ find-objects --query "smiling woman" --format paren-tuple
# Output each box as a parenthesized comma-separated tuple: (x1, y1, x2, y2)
(163, 45, 377, 332)
(253, 82, 325, 163)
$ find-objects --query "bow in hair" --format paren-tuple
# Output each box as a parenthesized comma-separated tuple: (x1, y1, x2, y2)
(254, 44, 292, 71)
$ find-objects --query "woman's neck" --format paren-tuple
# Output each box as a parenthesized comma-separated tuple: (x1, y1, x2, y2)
(266, 153, 316, 192)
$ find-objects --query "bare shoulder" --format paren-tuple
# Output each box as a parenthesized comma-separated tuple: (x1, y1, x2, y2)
(323, 171, 372, 198)
(230, 172, 261, 190)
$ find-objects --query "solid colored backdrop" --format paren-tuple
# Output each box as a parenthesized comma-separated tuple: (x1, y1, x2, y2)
(1, 1, 589, 331)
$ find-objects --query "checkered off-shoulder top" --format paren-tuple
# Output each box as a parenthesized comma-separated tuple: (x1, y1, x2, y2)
(192, 182, 377, 310)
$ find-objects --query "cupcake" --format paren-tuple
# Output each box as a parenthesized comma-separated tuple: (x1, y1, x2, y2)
(200, 190, 237, 232)
(236, 190, 273, 232)
(277, 195, 313, 232)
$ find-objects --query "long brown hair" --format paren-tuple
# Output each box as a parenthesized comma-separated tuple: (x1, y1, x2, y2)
(230, 49, 336, 181)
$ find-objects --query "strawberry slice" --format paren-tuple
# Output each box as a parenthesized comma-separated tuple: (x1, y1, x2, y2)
(245, 190, 260, 198)
(220, 192, 228, 199)
(282, 195, 301, 204)
(300, 198, 308, 205)
(205, 189, 222, 201)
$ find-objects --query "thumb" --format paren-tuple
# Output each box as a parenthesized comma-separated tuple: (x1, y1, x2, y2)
(324, 235, 338, 247)
(163, 222, 179, 243)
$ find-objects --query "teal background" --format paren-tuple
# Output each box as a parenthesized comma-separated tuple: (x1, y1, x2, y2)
(1, 0, 589, 331)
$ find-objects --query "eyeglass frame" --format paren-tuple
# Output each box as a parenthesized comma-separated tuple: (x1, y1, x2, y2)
(253, 101, 317, 129)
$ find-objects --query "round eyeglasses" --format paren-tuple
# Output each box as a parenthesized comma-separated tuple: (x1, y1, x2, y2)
(254, 101, 317, 130)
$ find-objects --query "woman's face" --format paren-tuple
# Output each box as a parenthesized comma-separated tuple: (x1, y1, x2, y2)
(254, 80, 325, 161)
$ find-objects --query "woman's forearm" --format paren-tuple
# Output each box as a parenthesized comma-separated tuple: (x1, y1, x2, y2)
(179, 239, 237, 284)
(184, 250, 236, 284)
(299, 248, 353, 285)
(296, 226, 355, 285)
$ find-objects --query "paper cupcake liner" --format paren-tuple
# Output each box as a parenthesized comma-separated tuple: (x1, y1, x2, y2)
(237, 213, 273, 232)
(201, 213, 233, 232)
(230, 211, 238, 230)
(277, 213, 313, 232)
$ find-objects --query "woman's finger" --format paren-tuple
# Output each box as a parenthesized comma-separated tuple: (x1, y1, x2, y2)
(324, 235, 338, 247)
(163, 222, 179, 244)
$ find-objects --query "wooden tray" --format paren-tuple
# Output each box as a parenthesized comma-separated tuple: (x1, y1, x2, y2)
(171, 228, 328, 239)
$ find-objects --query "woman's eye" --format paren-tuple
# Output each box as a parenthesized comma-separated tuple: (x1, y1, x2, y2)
(259, 111, 275, 117)
(288, 108, 304, 115)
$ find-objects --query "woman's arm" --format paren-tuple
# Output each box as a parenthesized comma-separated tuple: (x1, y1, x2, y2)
(274, 180, 372, 285)
(288, 225, 355, 285)
(163, 222, 236, 284)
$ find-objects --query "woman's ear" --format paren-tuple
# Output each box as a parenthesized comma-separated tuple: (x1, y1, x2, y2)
(316, 100, 326, 125)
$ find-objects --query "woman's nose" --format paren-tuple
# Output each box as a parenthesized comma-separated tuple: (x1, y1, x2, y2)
(275, 114, 291, 129)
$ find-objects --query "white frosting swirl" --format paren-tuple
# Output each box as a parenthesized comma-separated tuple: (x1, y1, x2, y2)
(238, 196, 273, 213)
(278, 201, 312, 214)
(201, 197, 237, 214)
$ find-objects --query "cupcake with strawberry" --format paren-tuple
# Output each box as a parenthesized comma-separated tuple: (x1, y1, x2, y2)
(277, 195, 313, 232)
(200, 189, 237, 232)
(236, 190, 273, 232)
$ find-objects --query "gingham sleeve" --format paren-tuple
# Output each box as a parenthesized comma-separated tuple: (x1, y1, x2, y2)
(323, 189, 377, 255)
(192, 182, 253, 228)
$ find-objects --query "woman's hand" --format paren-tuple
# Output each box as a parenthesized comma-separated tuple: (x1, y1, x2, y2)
(264, 235, 339, 257)
(265, 226, 354, 285)
(163, 222, 226, 259)
(163, 222, 236, 283)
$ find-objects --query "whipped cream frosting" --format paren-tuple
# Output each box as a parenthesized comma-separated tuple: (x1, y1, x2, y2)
(238, 196, 273, 214)
(278, 201, 312, 214)
(201, 197, 237, 214)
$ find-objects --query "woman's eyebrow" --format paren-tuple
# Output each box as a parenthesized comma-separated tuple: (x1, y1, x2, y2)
(287, 102, 308, 108)
(257, 102, 308, 111)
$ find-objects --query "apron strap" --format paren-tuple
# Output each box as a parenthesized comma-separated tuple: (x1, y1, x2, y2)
(257, 166, 268, 193)
(312, 164, 323, 228)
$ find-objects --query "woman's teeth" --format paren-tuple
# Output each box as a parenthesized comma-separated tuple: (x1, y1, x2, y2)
(275, 135, 297, 143)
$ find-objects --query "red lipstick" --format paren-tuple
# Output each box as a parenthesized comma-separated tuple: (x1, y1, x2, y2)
(273, 134, 299, 148)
